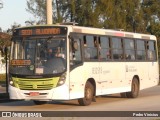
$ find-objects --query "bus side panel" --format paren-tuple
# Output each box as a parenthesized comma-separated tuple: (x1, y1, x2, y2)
(131, 62, 159, 90)
(153, 62, 159, 85)
(146, 61, 159, 89)
(69, 66, 84, 99)
(69, 62, 100, 99)
(100, 62, 131, 94)
(125, 62, 137, 88)
(125, 62, 149, 90)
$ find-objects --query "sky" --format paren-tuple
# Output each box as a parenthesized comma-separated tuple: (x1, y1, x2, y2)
(0, 0, 34, 31)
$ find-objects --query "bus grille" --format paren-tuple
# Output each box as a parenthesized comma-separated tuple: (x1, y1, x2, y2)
(15, 78, 57, 90)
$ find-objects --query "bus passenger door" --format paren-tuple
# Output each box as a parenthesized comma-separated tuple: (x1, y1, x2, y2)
(69, 34, 85, 99)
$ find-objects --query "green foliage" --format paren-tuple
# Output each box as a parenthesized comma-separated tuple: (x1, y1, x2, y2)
(26, 0, 159, 29)
(0, 32, 11, 57)
(147, 22, 160, 37)
(0, 74, 5, 81)
(26, 0, 46, 21)
(1, 58, 5, 63)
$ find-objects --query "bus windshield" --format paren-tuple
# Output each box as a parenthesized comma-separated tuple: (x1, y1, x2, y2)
(10, 37, 67, 76)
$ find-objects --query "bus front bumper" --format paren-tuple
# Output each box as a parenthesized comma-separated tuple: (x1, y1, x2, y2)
(8, 85, 70, 101)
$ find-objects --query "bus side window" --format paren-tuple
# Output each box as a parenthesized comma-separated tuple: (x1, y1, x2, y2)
(99, 36, 111, 60)
(70, 36, 82, 66)
(147, 41, 156, 61)
(136, 40, 146, 60)
(112, 37, 123, 60)
(83, 36, 90, 59)
(84, 35, 98, 60)
(124, 38, 135, 61)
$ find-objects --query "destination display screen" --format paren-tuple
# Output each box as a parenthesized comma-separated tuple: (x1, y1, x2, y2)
(13, 26, 67, 36)
(11, 60, 31, 66)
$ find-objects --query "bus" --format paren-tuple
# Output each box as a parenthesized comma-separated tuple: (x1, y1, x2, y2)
(9, 23, 159, 106)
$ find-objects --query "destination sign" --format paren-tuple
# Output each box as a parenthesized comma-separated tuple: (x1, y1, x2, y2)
(13, 27, 67, 36)
(11, 60, 31, 66)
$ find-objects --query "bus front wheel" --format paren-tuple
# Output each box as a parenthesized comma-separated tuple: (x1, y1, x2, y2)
(78, 81, 94, 106)
(33, 100, 47, 105)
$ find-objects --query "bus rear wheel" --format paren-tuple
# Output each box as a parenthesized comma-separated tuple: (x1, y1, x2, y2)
(78, 81, 94, 106)
(33, 100, 47, 105)
(126, 77, 139, 98)
(120, 77, 139, 98)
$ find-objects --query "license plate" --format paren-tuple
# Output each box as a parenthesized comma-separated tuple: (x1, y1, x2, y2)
(29, 92, 39, 96)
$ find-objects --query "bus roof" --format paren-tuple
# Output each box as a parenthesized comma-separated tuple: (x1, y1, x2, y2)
(70, 26, 156, 40)
(15, 24, 156, 40)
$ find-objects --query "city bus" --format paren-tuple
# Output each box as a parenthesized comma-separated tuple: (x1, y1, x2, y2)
(9, 23, 159, 106)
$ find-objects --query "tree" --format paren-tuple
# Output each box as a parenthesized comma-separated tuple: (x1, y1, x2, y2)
(26, 0, 98, 25)
(0, 32, 11, 56)
(6, 22, 21, 35)
(124, 0, 145, 33)
(26, 0, 160, 34)
(26, 0, 46, 23)
(141, 0, 160, 33)
(95, 0, 127, 29)
(26, 0, 70, 23)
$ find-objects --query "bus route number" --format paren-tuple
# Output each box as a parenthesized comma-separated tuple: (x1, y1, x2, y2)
(92, 67, 102, 74)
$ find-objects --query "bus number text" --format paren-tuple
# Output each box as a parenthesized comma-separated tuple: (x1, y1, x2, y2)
(92, 67, 102, 74)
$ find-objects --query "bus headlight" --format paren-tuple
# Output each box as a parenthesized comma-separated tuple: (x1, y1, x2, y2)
(9, 76, 15, 87)
(57, 72, 66, 86)
(10, 80, 14, 85)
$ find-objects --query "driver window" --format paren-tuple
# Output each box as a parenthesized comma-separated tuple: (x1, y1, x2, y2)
(70, 37, 82, 66)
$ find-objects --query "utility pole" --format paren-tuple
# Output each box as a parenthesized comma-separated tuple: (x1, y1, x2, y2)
(46, 0, 53, 24)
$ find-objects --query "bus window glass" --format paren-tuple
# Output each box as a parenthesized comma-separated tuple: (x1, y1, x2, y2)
(147, 41, 156, 60)
(70, 37, 82, 66)
(100, 36, 111, 60)
(136, 40, 146, 60)
(84, 36, 98, 60)
(10, 37, 67, 75)
(86, 36, 94, 47)
(100, 37, 109, 48)
(112, 37, 123, 60)
(12, 40, 27, 60)
(124, 39, 135, 60)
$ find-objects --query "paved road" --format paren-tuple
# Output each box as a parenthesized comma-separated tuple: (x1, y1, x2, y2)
(0, 86, 160, 120)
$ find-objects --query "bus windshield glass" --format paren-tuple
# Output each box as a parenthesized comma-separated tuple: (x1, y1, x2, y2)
(10, 37, 67, 76)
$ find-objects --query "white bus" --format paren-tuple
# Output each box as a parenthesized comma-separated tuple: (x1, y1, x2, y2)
(9, 23, 159, 106)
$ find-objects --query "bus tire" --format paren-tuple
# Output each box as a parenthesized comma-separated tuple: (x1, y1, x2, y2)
(78, 81, 94, 106)
(33, 100, 47, 105)
(126, 77, 139, 98)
